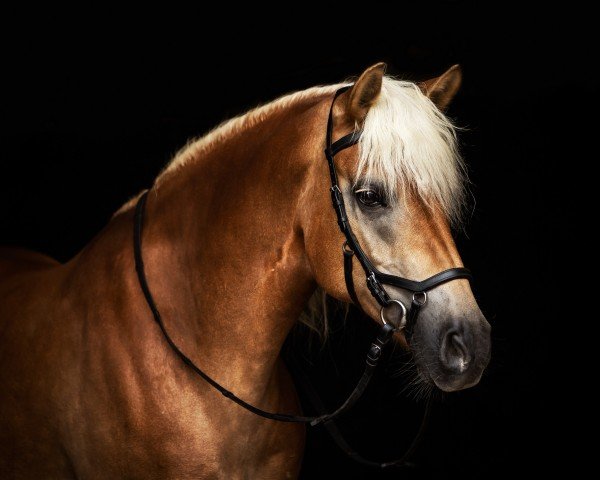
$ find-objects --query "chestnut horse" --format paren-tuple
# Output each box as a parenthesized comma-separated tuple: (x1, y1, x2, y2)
(0, 63, 490, 478)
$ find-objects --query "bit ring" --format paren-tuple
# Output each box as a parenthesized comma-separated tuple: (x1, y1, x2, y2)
(380, 299, 407, 330)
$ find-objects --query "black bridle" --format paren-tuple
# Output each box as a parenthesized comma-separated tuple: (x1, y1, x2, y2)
(325, 86, 472, 332)
(133, 86, 472, 469)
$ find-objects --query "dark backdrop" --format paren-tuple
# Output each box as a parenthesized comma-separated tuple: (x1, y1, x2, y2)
(0, 6, 587, 479)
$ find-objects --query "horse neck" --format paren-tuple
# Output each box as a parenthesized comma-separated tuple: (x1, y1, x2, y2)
(138, 98, 325, 395)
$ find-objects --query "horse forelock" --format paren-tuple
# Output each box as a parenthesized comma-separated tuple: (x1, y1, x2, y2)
(357, 77, 467, 227)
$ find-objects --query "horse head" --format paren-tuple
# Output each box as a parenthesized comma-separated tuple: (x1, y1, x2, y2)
(302, 64, 491, 392)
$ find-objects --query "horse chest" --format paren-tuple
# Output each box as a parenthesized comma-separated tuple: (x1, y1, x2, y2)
(67, 362, 305, 479)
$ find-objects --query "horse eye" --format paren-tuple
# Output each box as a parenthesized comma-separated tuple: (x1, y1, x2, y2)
(354, 188, 387, 208)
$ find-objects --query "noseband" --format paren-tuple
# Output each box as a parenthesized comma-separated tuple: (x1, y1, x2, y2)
(325, 86, 472, 333)
(133, 86, 473, 469)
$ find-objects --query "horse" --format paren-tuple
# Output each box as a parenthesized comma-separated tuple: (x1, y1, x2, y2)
(0, 62, 491, 479)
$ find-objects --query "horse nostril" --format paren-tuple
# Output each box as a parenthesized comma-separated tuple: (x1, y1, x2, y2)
(440, 329, 472, 375)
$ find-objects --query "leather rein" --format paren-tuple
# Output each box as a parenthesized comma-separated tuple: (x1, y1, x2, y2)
(133, 86, 472, 469)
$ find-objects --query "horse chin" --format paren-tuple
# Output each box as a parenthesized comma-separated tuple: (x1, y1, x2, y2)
(418, 364, 484, 392)
(435, 374, 483, 392)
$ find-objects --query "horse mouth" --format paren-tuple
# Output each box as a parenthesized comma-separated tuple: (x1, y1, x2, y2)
(417, 362, 486, 393)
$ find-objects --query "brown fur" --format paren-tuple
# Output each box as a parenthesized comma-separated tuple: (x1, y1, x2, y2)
(0, 65, 468, 478)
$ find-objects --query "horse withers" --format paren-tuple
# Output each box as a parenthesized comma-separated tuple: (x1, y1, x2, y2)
(0, 63, 490, 478)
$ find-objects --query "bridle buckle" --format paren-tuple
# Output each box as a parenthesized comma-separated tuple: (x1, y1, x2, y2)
(412, 291, 427, 307)
(366, 273, 388, 305)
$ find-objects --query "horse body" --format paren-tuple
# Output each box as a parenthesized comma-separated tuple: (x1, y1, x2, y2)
(0, 64, 491, 478)
(0, 96, 318, 478)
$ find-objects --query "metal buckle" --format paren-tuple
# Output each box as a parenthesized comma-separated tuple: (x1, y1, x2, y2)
(412, 291, 427, 307)
(367, 273, 389, 305)
(342, 241, 354, 255)
(380, 299, 407, 330)
(330, 185, 342, 201)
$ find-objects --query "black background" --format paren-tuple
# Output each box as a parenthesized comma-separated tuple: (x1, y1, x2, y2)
(0, 5, 587, 479)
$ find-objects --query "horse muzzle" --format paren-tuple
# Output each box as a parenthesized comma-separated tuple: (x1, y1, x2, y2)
(415, 313, 491, 392)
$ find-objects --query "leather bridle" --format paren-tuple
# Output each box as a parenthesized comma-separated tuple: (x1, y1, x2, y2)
(325, 86, 472, 333)
(133, 86, 473, 469)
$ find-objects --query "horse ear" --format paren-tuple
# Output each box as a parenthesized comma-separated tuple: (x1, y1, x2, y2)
(347, 62, 386, 121)
(419, 64, 462, 111)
